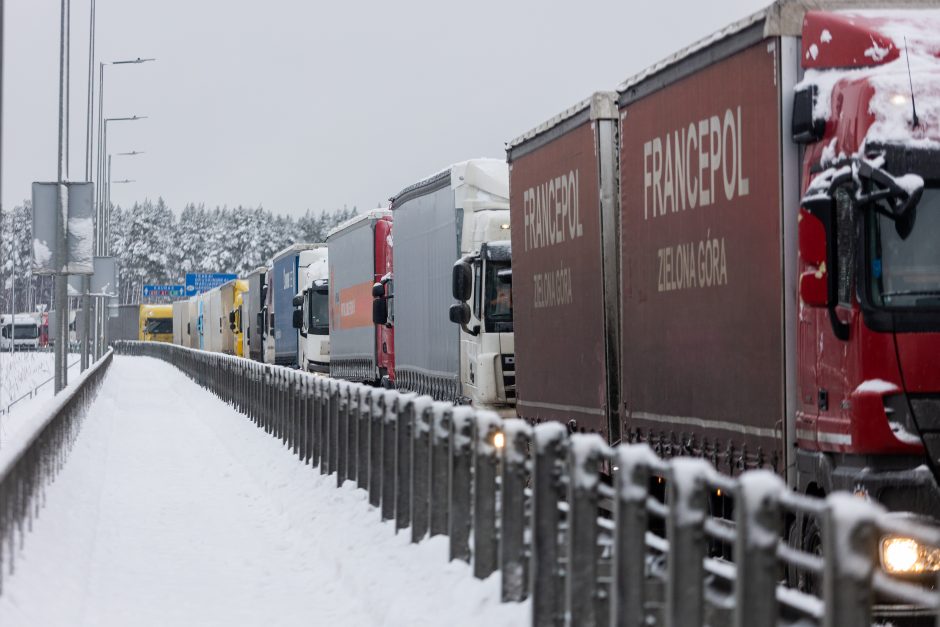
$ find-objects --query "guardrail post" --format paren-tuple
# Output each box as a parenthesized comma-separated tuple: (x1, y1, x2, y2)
(567, 434, 607, 626)
(347, 385, 359, 483)
(500, 419, 531, 602)
(429, 405, 451, 537)
(473, 411, 501, 579)
(318, 379, 329, 475)
(665, 458, 711, 627)
(395, 395, 415, 532)
(822, 493, 879, 627)
(531, 423, 567, 627)
(381, 391, 398, 522)
(288, 371, 297, 455)
(357, 388, 371, 490)
(337, 383, 349, 487)
(611, 444, 656, 627)
(303, 376, 313, 464)
(328, 381, 339, 476)
(449, 406, 475, 563)
(733, 471, 784, 627)
(410, 399, 436, 544)
(369, 389, 383, 508)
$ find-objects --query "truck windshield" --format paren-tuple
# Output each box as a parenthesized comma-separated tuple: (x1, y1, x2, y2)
(3, 325, 39, 339)
(869, 186, 940, 308)
(484, 261, 513, 333)
(145, 318, 173, 334)
(308, 290, 329, 335)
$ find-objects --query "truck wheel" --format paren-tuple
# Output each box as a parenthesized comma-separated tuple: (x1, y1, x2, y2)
(800, 518, 823, 594)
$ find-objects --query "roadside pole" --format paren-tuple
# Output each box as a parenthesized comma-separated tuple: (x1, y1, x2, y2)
(54, 0, 70, 392)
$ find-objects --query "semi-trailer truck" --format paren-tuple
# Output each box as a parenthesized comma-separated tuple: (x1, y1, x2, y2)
(327, 208, 394, 384)
(392, 159, 515, 412)
(271, 243, 327, 367)
(508, 0, 940, 600)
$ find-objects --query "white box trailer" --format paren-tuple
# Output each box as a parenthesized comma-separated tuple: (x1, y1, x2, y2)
(172, 301, 188, 346)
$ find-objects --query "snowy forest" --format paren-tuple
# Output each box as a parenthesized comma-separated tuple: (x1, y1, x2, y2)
(0, 200, 356, 310)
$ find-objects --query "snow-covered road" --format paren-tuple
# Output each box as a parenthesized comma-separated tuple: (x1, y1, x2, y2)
(0, 356, 528, 627)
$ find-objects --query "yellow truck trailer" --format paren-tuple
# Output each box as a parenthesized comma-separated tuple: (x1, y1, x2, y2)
(139, 304, 174, 343)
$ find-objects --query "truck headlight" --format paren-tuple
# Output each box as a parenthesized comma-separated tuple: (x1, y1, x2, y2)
(882, 536, 940, 574)
(492, 431, 505, 449)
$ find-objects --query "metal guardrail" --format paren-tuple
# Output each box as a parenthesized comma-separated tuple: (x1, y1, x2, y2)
(0, 349, 113, 594)
(0, 358, 82, 417)
(115, 341, 940, 627)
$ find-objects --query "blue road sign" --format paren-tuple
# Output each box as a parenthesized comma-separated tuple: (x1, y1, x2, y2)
(143, 284, 185, 298)
(185, 273, 238, 295)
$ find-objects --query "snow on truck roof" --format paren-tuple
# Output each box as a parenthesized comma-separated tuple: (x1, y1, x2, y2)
(390, 158, 508, 208)
(325, 207, 391, 241)
(270, 242, 325, 261)
(506, 92, 617, 153)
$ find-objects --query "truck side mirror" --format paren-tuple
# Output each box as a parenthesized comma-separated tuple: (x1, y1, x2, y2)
(372, 283, 385, 298)
(449, 302, 479, 337)
(452, 261, 472, 302)
(292, 309, 304, 330)
(792, 85, 825, 144)
(292, 294, 304, 307)
(373, 297, 388, 325)
(800, 187, 849, 341)
(228, 311, 236, 325)
(449, 302, 470, 325)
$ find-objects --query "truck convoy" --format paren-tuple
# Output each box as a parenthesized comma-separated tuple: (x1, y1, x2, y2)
(392, 159, 515, 412)
(144, 3, 940, 594)
(507, 0, 940, 592)
(327, 208, 394, 385)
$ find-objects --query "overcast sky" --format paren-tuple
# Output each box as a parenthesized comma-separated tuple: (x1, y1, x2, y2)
(4, 0, 769, 218)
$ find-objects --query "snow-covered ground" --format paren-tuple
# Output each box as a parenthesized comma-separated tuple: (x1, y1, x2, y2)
(0, 351, 81, 447)
(0, 356, 529, 627)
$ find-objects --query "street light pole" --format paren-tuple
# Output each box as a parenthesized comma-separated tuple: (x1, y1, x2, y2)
(54, 0, 70, 393)
(80, 0, 95, 371)
(94, 115, 145, 358)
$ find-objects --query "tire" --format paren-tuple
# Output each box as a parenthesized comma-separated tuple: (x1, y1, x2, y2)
(800, 517, 824, 595)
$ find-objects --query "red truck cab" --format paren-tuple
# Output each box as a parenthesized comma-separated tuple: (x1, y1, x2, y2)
(373, 215, 395, 386)
(794, 10, 940, 519)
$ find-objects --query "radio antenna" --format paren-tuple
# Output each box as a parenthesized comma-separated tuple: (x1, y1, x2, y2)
(905, 37, 920, 128)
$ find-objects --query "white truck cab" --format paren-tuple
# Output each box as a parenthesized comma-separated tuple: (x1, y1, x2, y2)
(449, 185, 515, 413)
(0, 314, 41, 351)
(293, 247, 330, 373)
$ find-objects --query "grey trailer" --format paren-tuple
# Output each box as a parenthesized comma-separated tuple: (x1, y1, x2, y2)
(108, 304, 140, 342)
(390, 171, 462, 401)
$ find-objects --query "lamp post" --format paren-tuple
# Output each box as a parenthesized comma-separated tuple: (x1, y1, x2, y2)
(85, 54, 152, 367)
(93, 116, 145, 359)
(95, 58, 154, 232)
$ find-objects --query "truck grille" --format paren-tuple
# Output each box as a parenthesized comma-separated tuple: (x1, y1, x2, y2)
(501, 354, 516, 400)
